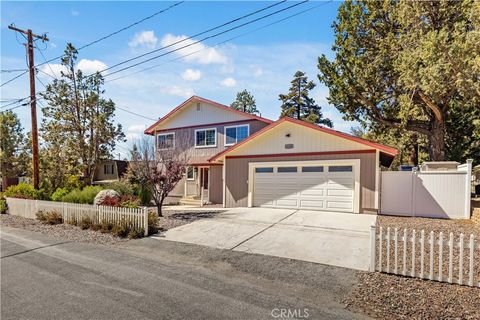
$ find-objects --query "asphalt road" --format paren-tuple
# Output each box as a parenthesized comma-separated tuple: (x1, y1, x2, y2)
(1, 227, 370, 320)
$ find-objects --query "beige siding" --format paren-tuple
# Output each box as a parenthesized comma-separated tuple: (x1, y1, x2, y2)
(155, 120, 269, 160)
(209, 166, 223, 204)
(225, 152, 377, 213)
(93, 161, 118, 181)
(227, 122, 370, 157)
(158, 102, 252, 130)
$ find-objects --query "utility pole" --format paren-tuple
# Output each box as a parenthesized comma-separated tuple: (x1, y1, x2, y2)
(8, 25, 48, 189)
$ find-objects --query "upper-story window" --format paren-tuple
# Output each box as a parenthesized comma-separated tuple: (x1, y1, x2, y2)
(195, 128, 216, 148)
(224, 124, 249, 146)
(157, 132, 175, 150)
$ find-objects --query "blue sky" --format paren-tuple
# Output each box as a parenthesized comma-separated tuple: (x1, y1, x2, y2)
(1, 1, 356, 158)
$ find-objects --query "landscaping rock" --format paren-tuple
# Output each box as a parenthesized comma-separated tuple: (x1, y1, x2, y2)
(93, 189, 120, 205)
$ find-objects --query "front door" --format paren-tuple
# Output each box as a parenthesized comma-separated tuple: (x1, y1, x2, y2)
(199, 167, 209, 203)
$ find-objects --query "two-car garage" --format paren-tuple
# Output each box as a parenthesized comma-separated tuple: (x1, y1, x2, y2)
(248, 160, 360, 213)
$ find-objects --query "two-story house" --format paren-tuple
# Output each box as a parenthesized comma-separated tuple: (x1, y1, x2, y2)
(145, 96, 398, 214)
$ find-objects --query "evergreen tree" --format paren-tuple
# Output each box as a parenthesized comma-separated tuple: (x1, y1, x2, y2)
(230, 90, 259, 114)
(318, 0, 480, 161)
(0, 111, 30, 189)
(279, 71, 333, 127)
(40, 44, 125, 185)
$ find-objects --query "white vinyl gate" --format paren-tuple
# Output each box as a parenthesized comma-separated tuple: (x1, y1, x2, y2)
(252, 162, 355, 212)
(380, 160, 472, 219)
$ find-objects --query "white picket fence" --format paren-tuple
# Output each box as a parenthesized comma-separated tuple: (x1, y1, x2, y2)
(370, 225, 479, 287)
(5, 197, 148, 236)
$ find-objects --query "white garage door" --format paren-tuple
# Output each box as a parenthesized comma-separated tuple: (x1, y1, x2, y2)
(253, 163, 355, 212)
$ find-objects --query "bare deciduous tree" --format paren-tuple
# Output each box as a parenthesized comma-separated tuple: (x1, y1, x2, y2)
(128, 136, 189, 216)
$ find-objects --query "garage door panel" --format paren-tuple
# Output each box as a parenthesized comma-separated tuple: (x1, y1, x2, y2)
(253, 162, 355, 213)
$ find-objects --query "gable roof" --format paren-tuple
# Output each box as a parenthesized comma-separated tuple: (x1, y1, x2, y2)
(209, 117, 398, 162)
(144, 96, 273, 135)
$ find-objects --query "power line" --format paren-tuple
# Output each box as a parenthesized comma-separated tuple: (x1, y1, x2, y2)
(1, 69, 29, 73)
(33, 2, 184, 69)
(106, 1, 330, 83)
(115, 105, 157, 121)
(35, 45, 59, 79)
(100, 0, 309, 80)
(0, 70, 29, 87)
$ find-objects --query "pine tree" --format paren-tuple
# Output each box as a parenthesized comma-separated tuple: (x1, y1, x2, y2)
(279, 71, 332, 127)
(40, 44, 125, 185)
(230, 90, 259, 114)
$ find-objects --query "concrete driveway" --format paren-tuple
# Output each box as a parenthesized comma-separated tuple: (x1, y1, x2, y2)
(156, 208, 376, 271)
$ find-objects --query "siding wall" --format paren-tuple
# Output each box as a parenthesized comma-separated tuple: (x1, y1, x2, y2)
(93, 161, 118, 181)
(209, 166, 223, 204)
(225, 152, 378, 213)
(156, 119, 270, 160)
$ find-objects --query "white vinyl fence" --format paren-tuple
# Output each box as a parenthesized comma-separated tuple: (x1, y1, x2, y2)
(5, 197, 148, 236)
(370, 225, 479, 287)
(380, 160, 473, 219)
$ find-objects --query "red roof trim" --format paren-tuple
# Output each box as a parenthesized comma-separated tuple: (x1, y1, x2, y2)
(208, 117, 398, 162)
(226, 149, 376, 159)
(144, 96, 273, 135)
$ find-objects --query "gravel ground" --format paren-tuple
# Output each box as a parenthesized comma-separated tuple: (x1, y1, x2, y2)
(346, 215, 480, 320)
(0, 214, 127, 246)
(154, 209, 224, 233)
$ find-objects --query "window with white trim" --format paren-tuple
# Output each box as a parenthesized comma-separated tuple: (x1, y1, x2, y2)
(195, 128, 216, 147)
(157, 133, 175, 150)
(225, 124, 249, 146)
(186, 167, 195, 180)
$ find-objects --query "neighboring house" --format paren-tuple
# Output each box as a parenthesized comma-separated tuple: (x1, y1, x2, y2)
(92, 160, 128, 185)
(145, 96, 398, 213)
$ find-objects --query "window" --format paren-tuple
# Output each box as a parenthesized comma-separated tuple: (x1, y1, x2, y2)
(186, 167, 195, 180)
(104, 164, 114, 175)
(195, 128, 216, 147)
(277, 166, 297, 173)
(157, 133, 175, 150)
(255, 167, 274, 173)
(302, 166, 324, 173)
(225, 124, 249, 146)
(328, 165, 353, 172)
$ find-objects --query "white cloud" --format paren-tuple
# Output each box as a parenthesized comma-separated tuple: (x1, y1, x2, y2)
(160, 33, 228, 65)
(71, 9, 79, 16)
(220, 77, 236, 87)
(50, 42, 57, 48)
(181, 69, 202, 81)
(162, 86, 195, 98)
(38, 63, 67, 79)
(128, 31, 158, 49)
(252, 66, 263, 77)
(76, 59, 108, 74)
(126, 124, 147, 140)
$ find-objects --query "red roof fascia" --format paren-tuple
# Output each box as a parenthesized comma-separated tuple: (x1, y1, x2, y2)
(144, 96, 273, 135)
(208, 117, 398, 162)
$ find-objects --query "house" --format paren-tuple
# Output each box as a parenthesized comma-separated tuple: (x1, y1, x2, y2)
(92, 160, 128, 185)
(144, 96, 397, 213)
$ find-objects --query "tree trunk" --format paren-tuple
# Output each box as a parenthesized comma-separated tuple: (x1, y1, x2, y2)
(428, 122, 446, 161)
(156, 196, 165, 217)
(408, 134, 419, 166)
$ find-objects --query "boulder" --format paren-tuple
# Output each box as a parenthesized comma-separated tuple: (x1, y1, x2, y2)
(93, 189, 120, 206)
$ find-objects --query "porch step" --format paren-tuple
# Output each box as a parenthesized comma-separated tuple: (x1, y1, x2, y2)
(179, 198, 203, 206)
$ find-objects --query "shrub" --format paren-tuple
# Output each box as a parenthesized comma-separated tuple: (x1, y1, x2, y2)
(97, 195, 120, 206)
(148, 211, 159, 235)
(93, 189, 120, 205)
(65, 175, 83, 190)
(119, 195, 140, 208)
(99, 219, 114, 233)
(37, 211, 63, 225)
(139, 186, 152, 206)
(128, 228, 144, 239)
(111, 223, 130, 238)
(105, 180, 135, 196)
(51, 187, 69, 202)
(79, 216, 93, 230)
(62, 186, 103, 204)
(0, 199, 7, 214)
(3, 183, 39, 199)
(91, 223, 101, 231)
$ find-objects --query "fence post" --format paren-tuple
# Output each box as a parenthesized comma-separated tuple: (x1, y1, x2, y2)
(369, 223, 376, 272)
(464, 159, 473, 218)
(143, 207, 148, 236)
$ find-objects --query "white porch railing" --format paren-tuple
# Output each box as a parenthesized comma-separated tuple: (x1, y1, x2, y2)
(5, 197, 148, 236)
(370, 225, 479, 287)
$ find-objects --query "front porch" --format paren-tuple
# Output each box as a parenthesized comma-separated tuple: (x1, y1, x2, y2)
(180, 165, 222, 206)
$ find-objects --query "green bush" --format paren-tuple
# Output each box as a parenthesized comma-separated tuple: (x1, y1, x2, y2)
(105, 180, 135, 196)
(65, 175, 83, 190)
(51, 187, 69, 202)
(36, 211, 63, 225)
(128, 228, 144, 239)
(119, 195, 140, 208)
(139, 186, 152, 206)
(99, 219, 114, 233)
(62, 186, 103, 204)
(79, 216, 93, 230)
(148, 211, 158, 235)
(0, 199, 7, 214)
(3, 183, 39, 199)
(111, 223, 130, 238)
